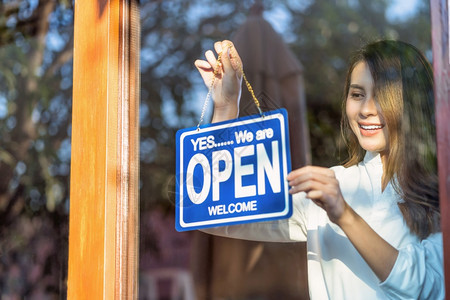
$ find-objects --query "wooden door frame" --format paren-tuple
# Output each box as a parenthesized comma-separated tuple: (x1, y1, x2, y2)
(430, 0, 450, 296)
(67, 0, 140, 298)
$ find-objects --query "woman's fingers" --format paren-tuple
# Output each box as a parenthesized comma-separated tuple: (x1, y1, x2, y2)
(214, 40, 242, 75)
(217, 40, 236, 74)
(221, 47, 233, 74)
(214, 40, 233, 56)
(194, 59, 214, 87)
(288, 168, 337, 188)
(194, 59, 212, 71)
(287, 166, 341, 206)
(287, 166, 334, 181)
(228, 43, 242, 72)
(288, 172, 336, 188)
(288, 179, 329, 195)
(287, 166, 346, 223)
(205, 50, 219, 70)
(308, 190, 324, 200)
(195, 40, 243, 84)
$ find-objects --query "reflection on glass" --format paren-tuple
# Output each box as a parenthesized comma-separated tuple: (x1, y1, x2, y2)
(139, 0, 432, 299)
(0, 2, 73, 298)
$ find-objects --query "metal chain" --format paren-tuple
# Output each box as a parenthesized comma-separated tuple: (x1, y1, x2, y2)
(196, 72, 217, 130)
(239, 64, 263, 116)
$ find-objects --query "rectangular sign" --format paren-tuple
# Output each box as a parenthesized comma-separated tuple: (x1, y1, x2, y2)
(175, 108, 292, 231)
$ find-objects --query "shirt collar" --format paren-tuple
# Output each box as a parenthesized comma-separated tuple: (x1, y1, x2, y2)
(363, 151, 383, 166)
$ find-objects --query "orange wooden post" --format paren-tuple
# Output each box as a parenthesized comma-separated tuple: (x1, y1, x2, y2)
(430, 0, 450, 297)
(67, 0, 140, 298)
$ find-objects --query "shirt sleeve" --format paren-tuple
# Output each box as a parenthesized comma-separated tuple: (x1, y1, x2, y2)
(379, 232, 444, 300)
(201, 192, 309, 242)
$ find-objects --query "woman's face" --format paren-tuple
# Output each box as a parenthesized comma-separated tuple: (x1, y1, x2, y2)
(346, 61, 389, 157)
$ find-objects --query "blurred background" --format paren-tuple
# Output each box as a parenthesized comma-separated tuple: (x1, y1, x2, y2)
(0, 0, 432, 298)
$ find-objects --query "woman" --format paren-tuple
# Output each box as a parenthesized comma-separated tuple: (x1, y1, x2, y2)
(194, 40, 443, 299)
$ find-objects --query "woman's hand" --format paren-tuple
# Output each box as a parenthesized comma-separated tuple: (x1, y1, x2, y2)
(194, 40, 243, 122)
(287, 166, 349, 225)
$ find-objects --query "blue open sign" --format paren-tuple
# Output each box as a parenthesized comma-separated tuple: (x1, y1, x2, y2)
(175, 109, 292, 231)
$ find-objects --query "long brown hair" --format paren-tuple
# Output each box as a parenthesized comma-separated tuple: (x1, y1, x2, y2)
(341, 40, 440, 240)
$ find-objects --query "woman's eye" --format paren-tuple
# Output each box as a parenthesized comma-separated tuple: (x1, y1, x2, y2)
(351, 92, 364, 99)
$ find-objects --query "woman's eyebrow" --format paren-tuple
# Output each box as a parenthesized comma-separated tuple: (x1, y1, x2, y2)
(349, 84, 365, 90)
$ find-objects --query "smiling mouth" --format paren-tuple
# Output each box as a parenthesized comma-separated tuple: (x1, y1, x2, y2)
(359, 124, 383, 130)
(358, 123, 384, 137)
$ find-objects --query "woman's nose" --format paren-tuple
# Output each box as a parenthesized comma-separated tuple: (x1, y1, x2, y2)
(360, 96, 378, 117)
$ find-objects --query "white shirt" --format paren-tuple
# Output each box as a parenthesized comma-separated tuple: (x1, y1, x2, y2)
(203, 152, 444, 299)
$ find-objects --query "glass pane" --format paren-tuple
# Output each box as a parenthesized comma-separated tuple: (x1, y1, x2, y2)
(0, 2, 73, 298)
(138, 0, 433, 299)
